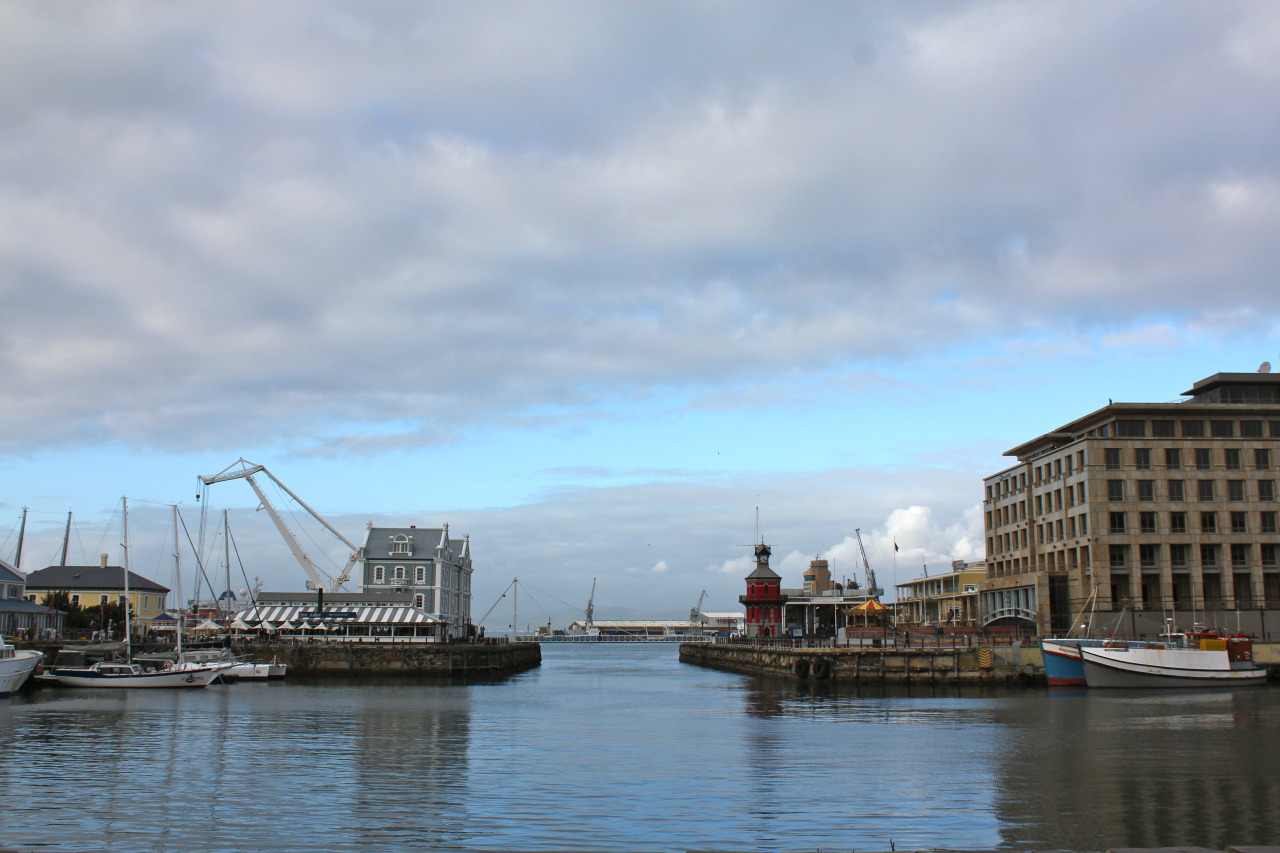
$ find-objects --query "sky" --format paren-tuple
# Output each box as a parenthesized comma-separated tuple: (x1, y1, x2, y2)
(2, 1, 1279, 628)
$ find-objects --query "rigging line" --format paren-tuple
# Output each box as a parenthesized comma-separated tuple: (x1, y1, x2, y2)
(226, 519, 259, 609)
(516, 579, 587, 614)
(514, 586, 555, 623)
(477, 578, 517, 626)
(177, 507, 222, 610)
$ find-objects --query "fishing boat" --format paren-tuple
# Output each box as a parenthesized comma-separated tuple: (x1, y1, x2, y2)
(1081, 632, 1269, 688)
(0, 636, 41, 695)
(50, 661, 226, 688)
(1041, 637, 1153, 686)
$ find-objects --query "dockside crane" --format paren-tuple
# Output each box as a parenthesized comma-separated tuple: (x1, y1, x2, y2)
(690, 589, 708, 624)
(584, 578, 596, 630)
(198, 458, 361, 593)
(854, 528, 884, 599)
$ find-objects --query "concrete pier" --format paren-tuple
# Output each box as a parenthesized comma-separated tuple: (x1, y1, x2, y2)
(233, 640, 541, 676)
(679, 641, 1037, 683)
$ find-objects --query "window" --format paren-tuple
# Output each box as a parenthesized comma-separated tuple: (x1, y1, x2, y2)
(1210, 420, 1234, 437)
(1165, 448, 1181, 468)
(1201, 544, 1219, 568)
(1035, 495, 1043, 515)
(1109, 545, 1128, 569)
(1228, 480, 1245, 502)
(393, 565, 406, 581)
(1195, 448, 1212, 470)
(1168, 480, 1185, 501)
(1170, 544, 1189, 568)
(414, 594, 425, 608)
(1241, 420, 1263, 438)
(1232, 511, 1248, 534)
(1108, 480, 1125, 501)
(1261, 480, 1276, 501)
(70, 594, 80, 605)
(1198, 480, 1216, 501)
(416, 566, 426, 583)
(1182, 420, 1205, 437)
(1140, 511, 1157, 533)
(1079, 514, 1088, 535)
(1225, 448, 1242, 470)
(1116, 420, 1146, 437)
(1262, 511, 1277, 534)
(1137, 481, 1155, 502)
(1134, 448, 1151, 469)
(1256, 449, 1271, 470)
(374, 565, 385, 583)
(1231, 544, 1250, 569)
(1105, 448, 1122, 470)
(1170, 511, 1187, 534)
(1201, 512, 1217, 534)
(1110, 512, 1127, 533)
(99, 594, 109, 605)
(1264, 545, 1278, 569)
(389, 535, 412, 556)
(1152, 420, 1176, 437)
(1140, 544, 1159, 570)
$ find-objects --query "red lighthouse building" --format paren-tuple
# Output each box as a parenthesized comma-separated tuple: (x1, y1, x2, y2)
(739, 542, 786, 638)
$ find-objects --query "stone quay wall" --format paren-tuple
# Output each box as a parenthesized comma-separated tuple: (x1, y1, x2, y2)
(235, 641, 541, 677)
(679, 642, 1035, 683)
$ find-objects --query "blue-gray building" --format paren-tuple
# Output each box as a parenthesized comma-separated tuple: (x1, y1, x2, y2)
(358, 524, 473, 635)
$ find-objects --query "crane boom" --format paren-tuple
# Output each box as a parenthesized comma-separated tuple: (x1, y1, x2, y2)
(584, 578, 596, 628)
(690, 589, 708, 624)
(198, 458, 361, 592)
(854, 528, 884, 599)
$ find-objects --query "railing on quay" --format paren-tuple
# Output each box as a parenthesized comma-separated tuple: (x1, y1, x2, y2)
(713, 630, 1036, 651)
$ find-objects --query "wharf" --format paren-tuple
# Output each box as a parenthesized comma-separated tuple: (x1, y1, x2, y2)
(681, 640, 1041, 683)
(231, 639, 541, 677)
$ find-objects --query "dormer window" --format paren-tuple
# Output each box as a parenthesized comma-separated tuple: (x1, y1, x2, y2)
(389, 535, 413, 556)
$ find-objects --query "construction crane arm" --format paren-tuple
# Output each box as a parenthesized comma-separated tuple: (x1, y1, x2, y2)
(199, 458, 359, 592)
(854, 528, 884, 599)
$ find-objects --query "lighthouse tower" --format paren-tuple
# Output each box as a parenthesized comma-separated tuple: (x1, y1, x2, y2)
(740, 542, 786, 638)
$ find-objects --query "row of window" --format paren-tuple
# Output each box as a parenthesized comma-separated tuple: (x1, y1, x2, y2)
(1103, 419, 1280, 439)
(1106, 509, 1279, 535)
(372, 565, 432, 584)
(1107, 478, 1276, 502)
(1105, 446, 1271, 471)
(1108, 542, 1280, 570)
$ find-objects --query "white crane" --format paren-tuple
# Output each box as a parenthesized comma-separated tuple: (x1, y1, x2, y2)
(198, 458, 361, 593)
(855, 528, 884, 599)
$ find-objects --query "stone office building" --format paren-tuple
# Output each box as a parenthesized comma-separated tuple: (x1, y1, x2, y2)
(982, 370, 1280, 636)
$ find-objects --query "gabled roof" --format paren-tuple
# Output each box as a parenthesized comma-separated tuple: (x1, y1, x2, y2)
(0, 558, 23, 584)
(361, 525, 469, 563)
(23, 565, 169, 594)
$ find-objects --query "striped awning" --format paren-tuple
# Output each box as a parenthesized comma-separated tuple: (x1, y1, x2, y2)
(235, 605, 445, 626)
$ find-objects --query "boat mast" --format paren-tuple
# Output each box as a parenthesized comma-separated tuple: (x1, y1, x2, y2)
(223, 509, 232, 622)
(173, 504, 183, 657)
(14, 506, 27, 569)
(60, 511, 72, 566)
(122, 497, 132, 660)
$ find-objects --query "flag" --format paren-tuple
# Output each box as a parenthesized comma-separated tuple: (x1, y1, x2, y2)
(893, 539, 899, 552)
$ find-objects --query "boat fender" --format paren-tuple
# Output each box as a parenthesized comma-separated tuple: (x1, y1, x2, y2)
(793, 659, 810, 678)
(811, 659, 831, 679)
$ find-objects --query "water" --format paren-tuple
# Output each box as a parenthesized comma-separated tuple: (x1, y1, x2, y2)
(3, 643, 1279, 852)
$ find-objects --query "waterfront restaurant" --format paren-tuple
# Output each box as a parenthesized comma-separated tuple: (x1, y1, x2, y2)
(229, 603, 449, 642)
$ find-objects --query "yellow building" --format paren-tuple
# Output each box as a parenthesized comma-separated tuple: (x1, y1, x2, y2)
(894, 560, 986, 626)
(24, 563, 170, 634)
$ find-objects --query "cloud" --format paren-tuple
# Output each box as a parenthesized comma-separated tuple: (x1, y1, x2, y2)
(2, 2, 1280, 455)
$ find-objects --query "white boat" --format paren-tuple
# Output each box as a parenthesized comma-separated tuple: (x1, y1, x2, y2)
(0, 636, 42, 695)
(226, 656, 287, 679)
(50, 661, 226, 688)
(1081, 633, 1269, 688)
(172, 648, 285, 680)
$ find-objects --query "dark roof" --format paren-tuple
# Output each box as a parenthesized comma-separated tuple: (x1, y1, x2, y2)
(24, 565, 169, 594)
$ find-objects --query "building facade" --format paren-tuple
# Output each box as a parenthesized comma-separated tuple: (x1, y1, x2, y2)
(894, 560, 986, 626)
(0, 558, 65, 638)
(358, 524, 473, 636)
(982, 371, 1280, 635)
(740, 543, 785, 638)
(23, 563, 170, 634)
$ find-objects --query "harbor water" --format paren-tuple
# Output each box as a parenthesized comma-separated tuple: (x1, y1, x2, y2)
(3, 642, 1279, 852)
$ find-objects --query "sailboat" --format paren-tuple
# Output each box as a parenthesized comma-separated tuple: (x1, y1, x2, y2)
(51, 499, 231, 689)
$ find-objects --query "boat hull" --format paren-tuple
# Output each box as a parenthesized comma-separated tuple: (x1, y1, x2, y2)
(52, 665, 224, 688)
(0, 649, 42, 695)
(1081, 646, 1269, 688)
